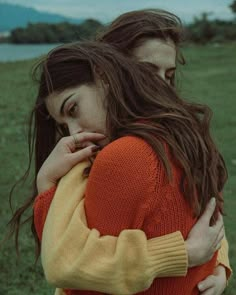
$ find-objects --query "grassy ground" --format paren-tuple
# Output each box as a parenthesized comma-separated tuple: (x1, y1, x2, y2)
(0, 43, 235, 294)
(181, 43, 236, 294)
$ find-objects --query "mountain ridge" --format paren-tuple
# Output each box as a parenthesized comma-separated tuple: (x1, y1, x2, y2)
(0, 3, 85, 32)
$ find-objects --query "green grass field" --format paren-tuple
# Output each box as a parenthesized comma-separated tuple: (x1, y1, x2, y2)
(0, 43, 235, 294)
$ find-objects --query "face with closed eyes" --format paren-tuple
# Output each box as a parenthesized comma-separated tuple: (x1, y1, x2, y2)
(132, 38, 177, 85)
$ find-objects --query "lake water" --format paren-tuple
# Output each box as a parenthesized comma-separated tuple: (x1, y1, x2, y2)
(0, 44, 60, 62)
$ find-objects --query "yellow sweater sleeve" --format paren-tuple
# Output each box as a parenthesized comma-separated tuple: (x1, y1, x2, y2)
(54, 288, 66, 295)
(217, 237, 232, 280)
(41, 161, 187, 295)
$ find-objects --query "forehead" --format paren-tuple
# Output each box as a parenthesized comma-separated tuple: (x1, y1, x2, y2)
(132, 38, 176, 67)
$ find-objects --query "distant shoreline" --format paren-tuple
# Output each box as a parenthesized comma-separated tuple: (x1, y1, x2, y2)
(0, 43, 60, 62)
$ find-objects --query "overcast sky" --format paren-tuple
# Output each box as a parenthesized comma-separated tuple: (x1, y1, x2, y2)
(1, 0, 234, 23)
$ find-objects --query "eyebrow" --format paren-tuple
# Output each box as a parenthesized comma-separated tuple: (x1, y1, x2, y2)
(60, 94, 74, 116)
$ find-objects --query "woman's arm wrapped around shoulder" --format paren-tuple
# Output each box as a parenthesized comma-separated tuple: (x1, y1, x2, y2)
(34, 139, 230, 293)
(37, 158, 187, 294)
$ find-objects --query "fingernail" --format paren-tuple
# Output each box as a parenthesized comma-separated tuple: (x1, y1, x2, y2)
(91, 146, 100, 153)
(210, 198, 216, 206)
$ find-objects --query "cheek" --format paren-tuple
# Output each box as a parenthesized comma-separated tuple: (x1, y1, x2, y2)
(94, 110, 107, 134)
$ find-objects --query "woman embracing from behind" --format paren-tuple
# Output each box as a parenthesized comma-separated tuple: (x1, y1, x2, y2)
(8, 8, 230, 295)
(33, 41, 226, 294)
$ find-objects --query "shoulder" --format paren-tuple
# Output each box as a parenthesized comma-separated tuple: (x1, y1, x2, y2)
(88, 136, 158, 199)
(88, 136, 167, 201)
(90, 136, 163, 188)
(96, 136, 157, 168)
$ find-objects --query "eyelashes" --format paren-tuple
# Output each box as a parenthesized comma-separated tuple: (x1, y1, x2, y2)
(68, 103, 78, 117)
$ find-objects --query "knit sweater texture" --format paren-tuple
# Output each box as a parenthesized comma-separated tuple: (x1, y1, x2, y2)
(35, 166, 187, 295)
(34, 136, 231, 294)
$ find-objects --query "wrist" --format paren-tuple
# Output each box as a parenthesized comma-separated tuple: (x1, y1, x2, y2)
(36, 172, 57, 194)
(185, 240, 196, 268)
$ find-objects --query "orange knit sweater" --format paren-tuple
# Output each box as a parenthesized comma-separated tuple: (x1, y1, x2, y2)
(35, 136, 218, 294)
(83, 136, 217, 295)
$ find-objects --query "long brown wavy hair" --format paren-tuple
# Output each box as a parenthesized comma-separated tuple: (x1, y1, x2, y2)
(8, 41, 227, 258)
(97, 9, 186, 85)
(7, 8, 187, 257)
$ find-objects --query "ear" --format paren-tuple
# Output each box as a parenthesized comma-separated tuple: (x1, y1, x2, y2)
(94, 65, 109, 91)
(94, 65, 109, 83)
(94, 65, 103, 77)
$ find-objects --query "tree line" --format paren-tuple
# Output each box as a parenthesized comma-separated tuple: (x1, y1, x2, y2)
(187, 14, 236, 43)
(186, 0, 236, 43)
(7, 1, 236, 44)
(9, 19, 104, 43)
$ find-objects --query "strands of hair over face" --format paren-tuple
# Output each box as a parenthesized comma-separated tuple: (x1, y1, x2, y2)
(8, 41, 227, 258)
(7, 8, 185, 256)
(97, 9, 186, 86)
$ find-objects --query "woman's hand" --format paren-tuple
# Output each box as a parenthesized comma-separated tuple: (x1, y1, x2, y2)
(37, 132, 106, 193)
(185, 198, 225, 267)
(198, 265, 227, 295)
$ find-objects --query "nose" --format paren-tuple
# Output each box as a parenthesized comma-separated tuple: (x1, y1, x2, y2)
(67, 121, 82, 135)
(157, 69, 166, 82)
(157, 69, 171, 85)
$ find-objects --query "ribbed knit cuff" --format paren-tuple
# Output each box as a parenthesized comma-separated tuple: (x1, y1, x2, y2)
(147, 231, 188, 278)
(34, 185, 57, 207)
(33, 185, 57, 240)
